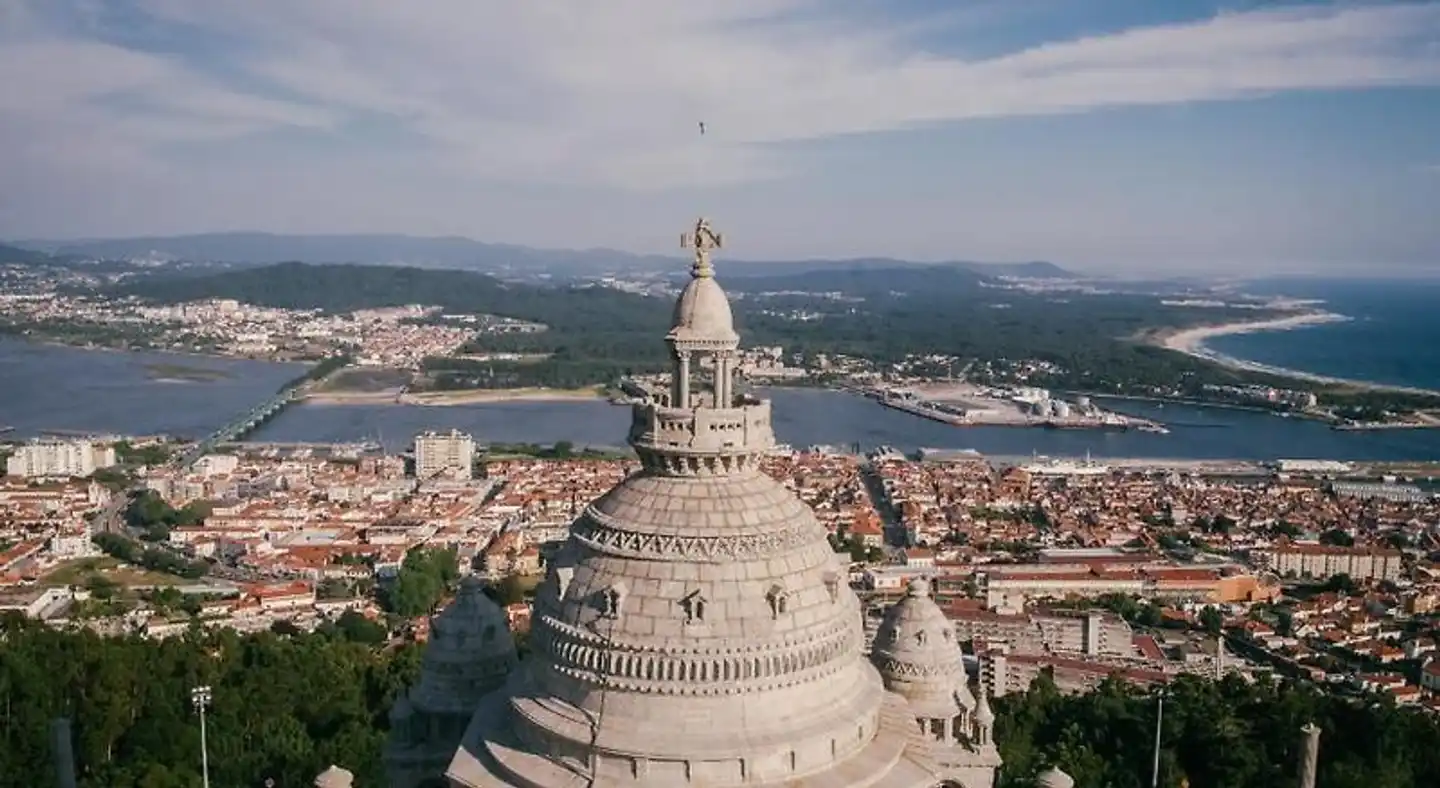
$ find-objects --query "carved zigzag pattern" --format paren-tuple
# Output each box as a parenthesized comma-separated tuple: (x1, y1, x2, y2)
(873, 656, 962, 679)
(571, 509, 814, 561)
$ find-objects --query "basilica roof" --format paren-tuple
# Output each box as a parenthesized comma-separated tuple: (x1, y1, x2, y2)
(870, 577, 976, 719)
(441, 217, 985, 788)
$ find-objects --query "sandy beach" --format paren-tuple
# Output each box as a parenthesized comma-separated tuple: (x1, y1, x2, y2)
(1160, 311, 1350, 355)
(304, 386, 607, 406)
(1154, 310, 1440, 396)
(396, 387, 607, 406)
(303, 390, 406, 405)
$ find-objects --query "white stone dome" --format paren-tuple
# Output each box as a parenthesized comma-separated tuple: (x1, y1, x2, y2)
(870, 578, 976, 719)
(313, 765, 354, 788)
(410, 575, 517, 714)
(496, 469, 888, 779)
(1037, 766, 1075, 788)
(668, 275, 738, 346)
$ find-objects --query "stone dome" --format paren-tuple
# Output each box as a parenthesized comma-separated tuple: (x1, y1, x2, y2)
(668, 275, 738, 346)
(471, 467, 897, 783)
(411, 575, 518, 714)
(1037, 766, 1075, 788)
(870, 578, 976, 719)
(387, 576, 521, 787)
(313, 765, 354, 788)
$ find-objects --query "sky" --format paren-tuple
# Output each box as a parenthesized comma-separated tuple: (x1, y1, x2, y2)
(1, 0, 1439, 275)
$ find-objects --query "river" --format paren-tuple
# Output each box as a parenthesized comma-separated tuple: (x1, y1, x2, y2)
(3, 340, 1437, 461)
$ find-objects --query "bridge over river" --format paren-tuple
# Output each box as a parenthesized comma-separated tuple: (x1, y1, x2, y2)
(174, 386, 305, 468)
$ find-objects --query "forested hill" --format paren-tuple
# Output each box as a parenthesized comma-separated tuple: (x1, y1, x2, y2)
(0, 242, 61, 265)
(112, 261, 671, 333)
(721, 264, 988, 296)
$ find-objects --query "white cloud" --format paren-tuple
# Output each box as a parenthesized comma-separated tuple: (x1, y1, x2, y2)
(2, 0, 1439, 256)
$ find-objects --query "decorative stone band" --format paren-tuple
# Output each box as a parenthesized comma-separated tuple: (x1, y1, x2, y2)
(532, 612, 860, 696)
(870, 655, 967, 681)
(571, 505, 820, 562)
(633, 449, 764, 476)
(667, 337, 739, 352)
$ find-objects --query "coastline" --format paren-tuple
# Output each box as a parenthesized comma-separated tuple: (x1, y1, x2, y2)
(305, 386, 608, 406)
(1150, 311, 1440, 397)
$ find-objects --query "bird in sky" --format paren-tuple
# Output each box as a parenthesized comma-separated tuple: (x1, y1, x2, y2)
(698, 121, 706, 136)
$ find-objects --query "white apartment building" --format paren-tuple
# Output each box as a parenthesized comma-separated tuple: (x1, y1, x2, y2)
(5, 440, 117, 479)
(195, 454, 240, 477)
(413, 430, 476, 480)
(1255, 542, 1404, 582)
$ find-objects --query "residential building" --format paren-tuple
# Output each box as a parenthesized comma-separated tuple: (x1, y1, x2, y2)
(414, 430, 475, 481)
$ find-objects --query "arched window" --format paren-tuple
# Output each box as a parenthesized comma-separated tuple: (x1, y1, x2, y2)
(767, 584, 789, 619)
(682, 590, 707, 624)
(599, 583, 626, 619)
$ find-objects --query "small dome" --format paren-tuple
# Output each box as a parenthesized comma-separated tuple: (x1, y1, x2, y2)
(430, 575, 508, 643)
(869, 577, 975, 718)
(313, 765, 354, 788)
(668, 276, 738, 346)
(1037, 766, 1075, 788)
(408, 575, 518, 713)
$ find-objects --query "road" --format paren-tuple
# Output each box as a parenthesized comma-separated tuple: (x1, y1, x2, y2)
(90, 488, 132, 537)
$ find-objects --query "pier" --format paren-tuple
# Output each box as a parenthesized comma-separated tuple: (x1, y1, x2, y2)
(861, 386, 1169, 433)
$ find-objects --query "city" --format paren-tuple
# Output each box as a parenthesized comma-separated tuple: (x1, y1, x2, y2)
(6, 2, 1440, 787)
(4, 432, 1438, 704)
(4, 219, 1440, 787)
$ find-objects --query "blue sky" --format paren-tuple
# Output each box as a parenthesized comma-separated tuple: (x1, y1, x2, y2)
(1, 0, 1438, 275)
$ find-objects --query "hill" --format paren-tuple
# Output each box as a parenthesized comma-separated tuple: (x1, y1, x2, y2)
(0, 242, 60, 266)
(722, 264, 989, 296)
(18, 232, 1078, 279)
(112, 261, 670, 334)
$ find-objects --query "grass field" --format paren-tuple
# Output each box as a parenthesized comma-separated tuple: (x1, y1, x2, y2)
(42, 556, 188, 587)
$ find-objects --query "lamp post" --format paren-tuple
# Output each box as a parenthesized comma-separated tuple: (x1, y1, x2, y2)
(1151, 689, 1167, 788)
(191, 685, 212, 788)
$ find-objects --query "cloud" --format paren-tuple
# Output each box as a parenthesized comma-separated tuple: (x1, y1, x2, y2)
(2, 0, 1440, 247)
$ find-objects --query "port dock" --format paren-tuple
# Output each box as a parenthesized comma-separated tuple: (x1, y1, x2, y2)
(856, 383, 1170, 433)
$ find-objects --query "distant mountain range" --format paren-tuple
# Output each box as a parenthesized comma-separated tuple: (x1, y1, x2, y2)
(10, 232, 1075, 280)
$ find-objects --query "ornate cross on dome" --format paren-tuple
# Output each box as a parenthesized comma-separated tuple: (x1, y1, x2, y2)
(681, 217, 723, 278)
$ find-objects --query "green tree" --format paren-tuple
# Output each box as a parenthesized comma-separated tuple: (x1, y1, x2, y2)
(380, 547, 459, 617)
(1320, 528, 1356, 548)
(490, 574, 529, 607)
(1199, 606, 1224, 636)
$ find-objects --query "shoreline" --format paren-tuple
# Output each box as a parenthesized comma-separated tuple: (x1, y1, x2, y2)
(305, 387, 609, 406)
(1151, 311, 1440, 397)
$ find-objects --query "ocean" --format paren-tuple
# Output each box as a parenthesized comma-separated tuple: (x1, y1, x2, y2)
(1205, 278, 1440, 390)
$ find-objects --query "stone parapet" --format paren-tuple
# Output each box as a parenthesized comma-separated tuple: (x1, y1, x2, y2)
(629, 402, 774, 469)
